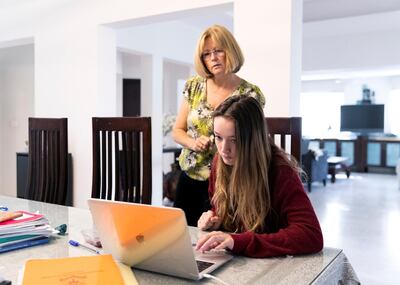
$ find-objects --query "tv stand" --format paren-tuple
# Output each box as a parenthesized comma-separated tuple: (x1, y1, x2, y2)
(309, 136, 400, 174)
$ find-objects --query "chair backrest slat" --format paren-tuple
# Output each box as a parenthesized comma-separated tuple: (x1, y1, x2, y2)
(114, 131, 120, 201)
(266, 117, 302, 164)
(100, 131, 107, 200)
(26, 118, 68, 205)
(107, 131, 113, 200)
(133, 132, 141, 203)
(91, 117, 152, 204)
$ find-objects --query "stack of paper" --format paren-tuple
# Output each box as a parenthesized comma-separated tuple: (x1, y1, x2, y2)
(0, 210, 54, 253)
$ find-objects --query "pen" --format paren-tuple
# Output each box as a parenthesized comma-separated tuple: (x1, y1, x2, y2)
(68, 239, 100, 254)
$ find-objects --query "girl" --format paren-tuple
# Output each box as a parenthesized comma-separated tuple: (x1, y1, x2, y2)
(196, 96, 323, 257)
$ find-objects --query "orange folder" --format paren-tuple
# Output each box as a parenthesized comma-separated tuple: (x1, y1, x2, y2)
(22, 254, 125, 285)
(0, 211, 23, 223)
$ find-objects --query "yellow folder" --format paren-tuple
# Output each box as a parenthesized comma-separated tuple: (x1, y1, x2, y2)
(22, 254, 137, 285)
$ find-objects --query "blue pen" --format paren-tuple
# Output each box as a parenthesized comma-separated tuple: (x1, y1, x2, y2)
(68, 239, 100, 254)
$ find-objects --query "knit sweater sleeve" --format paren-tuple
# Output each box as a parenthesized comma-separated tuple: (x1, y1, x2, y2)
(230, 166, 323, 257)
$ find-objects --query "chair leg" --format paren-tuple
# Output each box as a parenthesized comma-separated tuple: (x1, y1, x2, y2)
(331, 172, 336, 183)
(322, 179, 326, 186)
(307, 181, 311, 193)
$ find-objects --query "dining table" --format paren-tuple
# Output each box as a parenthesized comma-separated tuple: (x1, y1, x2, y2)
(0, 195, 359, 284)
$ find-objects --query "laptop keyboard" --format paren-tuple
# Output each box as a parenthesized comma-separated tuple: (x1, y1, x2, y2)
(196, 260, 215, 273)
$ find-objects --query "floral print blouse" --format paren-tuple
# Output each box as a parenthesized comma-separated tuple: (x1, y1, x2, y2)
(179, 75, 265, 181)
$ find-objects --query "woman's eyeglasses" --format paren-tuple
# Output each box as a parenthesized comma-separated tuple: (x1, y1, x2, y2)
(202, 49, 224, 60)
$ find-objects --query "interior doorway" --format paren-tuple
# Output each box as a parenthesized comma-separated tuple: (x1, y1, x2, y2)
(123, 78, 141, 116)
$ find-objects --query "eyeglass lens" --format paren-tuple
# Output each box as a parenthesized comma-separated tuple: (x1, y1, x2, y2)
(202, 49, 224, 60)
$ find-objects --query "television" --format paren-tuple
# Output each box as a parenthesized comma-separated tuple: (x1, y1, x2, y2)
(340, 104, 384, 134)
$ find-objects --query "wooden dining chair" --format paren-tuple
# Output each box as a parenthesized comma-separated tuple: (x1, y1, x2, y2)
(26, 117, 69, 205)
(266, 117, 302, 163)
(92, 117, 152, 204)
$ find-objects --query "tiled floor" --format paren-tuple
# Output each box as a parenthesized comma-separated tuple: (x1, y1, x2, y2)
(308, 172, 400, 285)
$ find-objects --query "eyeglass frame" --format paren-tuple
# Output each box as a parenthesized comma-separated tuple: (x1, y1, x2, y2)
(201, 49, 225, 61)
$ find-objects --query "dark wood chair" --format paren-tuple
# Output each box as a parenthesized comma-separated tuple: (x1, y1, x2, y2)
(266, 117, 302, 163)
(92, 117, 152, 204)
(26, 118, 68, 205)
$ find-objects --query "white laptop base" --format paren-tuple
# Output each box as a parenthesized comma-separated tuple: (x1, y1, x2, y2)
(88, 198, 233, 280)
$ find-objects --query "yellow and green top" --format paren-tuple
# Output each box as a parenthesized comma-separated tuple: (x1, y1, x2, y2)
(179, 75, 265, 181)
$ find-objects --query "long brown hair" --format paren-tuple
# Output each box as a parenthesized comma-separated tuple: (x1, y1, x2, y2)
(212, 95, 300, 233)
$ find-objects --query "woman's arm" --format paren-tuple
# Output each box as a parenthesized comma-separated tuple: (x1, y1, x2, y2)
(172, 100, 211, 152)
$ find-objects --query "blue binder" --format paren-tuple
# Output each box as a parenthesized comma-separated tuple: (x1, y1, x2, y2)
(0, 236, 50, 253)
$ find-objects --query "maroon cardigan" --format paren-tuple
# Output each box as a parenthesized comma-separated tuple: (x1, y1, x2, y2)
(208, 155, 323, 257)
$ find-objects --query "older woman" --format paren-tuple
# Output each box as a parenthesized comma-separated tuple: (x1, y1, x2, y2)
(172, 25, 265, 226)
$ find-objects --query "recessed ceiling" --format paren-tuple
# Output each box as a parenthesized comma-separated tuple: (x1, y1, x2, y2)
(304, 0, 400, 22)
(180, 0, 400, 28)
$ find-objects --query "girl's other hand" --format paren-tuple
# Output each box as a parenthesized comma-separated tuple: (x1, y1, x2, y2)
(197, 210, 221, 231)
(191, 135, 212, 152)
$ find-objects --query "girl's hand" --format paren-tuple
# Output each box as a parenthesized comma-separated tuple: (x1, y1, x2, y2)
(195, 231, 234, 252)
(197, 210, 221, 231)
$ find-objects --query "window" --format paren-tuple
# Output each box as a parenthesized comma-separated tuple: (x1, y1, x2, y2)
(300, 92, 344, 137)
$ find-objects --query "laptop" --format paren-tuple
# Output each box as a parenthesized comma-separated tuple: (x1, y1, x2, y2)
(88, 198, 233, 280)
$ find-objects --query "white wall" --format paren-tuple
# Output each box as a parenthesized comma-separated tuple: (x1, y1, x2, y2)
(163, 61, 191, 115)
(302, 80, 344, 93)
(0, 44, 34, 196)
(235, 0, 303, 116)
(342, 78, 390, 106)
(389, 76, 400, 90)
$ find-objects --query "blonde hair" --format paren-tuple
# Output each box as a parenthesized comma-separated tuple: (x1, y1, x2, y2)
(194, 25, 244, 78)
(212, 96, 301, 233)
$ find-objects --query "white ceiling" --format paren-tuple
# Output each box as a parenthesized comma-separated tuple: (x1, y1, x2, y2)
(180, 0, 400, 27)
(303, 0, 400, 22)
(2, 0, 400, 26)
